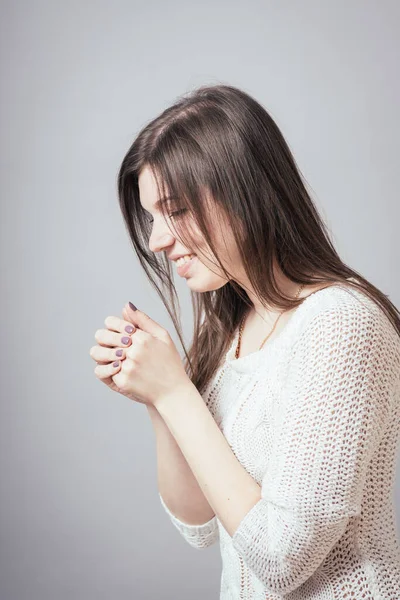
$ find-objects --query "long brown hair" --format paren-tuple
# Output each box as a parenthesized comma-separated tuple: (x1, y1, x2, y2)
(117, 83, 400, 394)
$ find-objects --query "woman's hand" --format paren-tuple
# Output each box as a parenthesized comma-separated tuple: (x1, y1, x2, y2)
(89, 310, 138, 402)
(89, 303, 192, 408)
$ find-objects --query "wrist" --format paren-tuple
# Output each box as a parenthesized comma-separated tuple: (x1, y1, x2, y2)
(154, 379, 196, 415)
(146, 404, 162, 425)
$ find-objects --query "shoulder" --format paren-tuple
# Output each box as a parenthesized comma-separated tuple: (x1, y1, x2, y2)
(290, 283, 400, 363)
(282, 285, 400, 427)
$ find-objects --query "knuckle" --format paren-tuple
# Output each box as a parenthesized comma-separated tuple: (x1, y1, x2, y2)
(161, 332, 171, 344)
(104, 316, 113, 328)
(118, 373, 128, 388)
(125, 360, 134, 374)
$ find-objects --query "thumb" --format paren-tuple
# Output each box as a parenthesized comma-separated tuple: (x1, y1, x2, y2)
(122, 302, 169, 342)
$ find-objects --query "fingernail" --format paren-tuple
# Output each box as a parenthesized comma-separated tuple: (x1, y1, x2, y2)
(129, 302, 137, 311)
(125, 325, 134, 333)
(116, 349, 123, 357)
(121, 336, 130, 345)
(113, 361, 120, 367)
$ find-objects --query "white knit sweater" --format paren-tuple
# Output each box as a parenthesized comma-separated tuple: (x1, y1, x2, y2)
(159, 283, 400, 599)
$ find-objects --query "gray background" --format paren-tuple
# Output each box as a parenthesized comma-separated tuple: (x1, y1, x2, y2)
(1, 1, 399, 598)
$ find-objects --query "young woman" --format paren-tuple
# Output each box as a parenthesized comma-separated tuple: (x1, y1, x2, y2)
(90, 84, 400, 598)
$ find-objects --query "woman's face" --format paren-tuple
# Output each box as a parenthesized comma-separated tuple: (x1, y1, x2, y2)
(138, 166, 243, 293)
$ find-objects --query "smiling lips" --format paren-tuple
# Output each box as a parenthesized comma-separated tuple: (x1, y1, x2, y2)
(175, 253, 196, 266)
(176, 255, 197, 276)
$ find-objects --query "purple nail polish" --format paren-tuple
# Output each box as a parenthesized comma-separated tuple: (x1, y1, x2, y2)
(121, 336, 130, 344)
(129, 302, 137, 311)
(125, 325, 134, 333)
(113, 361, 120, 367)
(116, 349, 123, 357)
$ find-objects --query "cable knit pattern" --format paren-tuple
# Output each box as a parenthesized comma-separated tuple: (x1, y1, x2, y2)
(159, 283, 400, 598)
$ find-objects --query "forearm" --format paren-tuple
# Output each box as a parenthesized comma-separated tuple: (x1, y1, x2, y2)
(146, 404, 216, 525)
(155, 382, 262, 538)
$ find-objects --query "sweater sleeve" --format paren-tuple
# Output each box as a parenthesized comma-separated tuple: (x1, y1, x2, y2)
(231, 301, 399, 595)
(159, 492, 220, 549)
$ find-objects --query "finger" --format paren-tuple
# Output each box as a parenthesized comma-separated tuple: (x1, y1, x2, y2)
(89, 344, 128, 363)
(94, 360, 122, 380)
(122, 303, 169, 342)
(94, 327, 134, 349)
(94, 361, 121, 379)
(104, 315, 137, 335)
(122, 308, 143, 335)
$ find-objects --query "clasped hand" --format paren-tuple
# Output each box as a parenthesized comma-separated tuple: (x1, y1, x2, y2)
(89, 303, 192, 409)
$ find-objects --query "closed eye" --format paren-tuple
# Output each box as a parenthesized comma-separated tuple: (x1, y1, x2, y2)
(147, 208, 187, 224)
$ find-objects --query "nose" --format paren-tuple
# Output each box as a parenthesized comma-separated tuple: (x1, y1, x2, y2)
(148, 219, 175, 254)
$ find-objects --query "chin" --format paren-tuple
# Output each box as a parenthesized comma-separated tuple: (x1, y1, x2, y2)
(185, 268, 229, 292)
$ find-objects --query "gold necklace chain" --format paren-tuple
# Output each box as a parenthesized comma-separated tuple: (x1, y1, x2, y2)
(235, 283, 305, 359)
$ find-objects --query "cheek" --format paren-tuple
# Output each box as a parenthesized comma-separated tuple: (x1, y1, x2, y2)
(185, 218, 232, 269)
